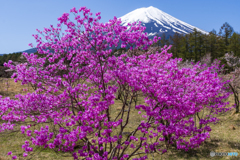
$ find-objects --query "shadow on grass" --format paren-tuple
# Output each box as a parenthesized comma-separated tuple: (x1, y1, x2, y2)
(228, 141, 240, 150)
(33, 139, 85, 155)
(165, 139, 221, 160)
(165, 138, 240, 160)
(0, 91, 10, 97)
(31, 146, 72, 159)
(234, 119, 240, 126)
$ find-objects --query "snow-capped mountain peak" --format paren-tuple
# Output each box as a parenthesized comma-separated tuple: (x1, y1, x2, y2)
(119, 6, 208, 37)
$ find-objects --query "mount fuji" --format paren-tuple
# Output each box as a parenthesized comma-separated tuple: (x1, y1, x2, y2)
(119, 6, 208, 38)
(15, 6, 209, 54)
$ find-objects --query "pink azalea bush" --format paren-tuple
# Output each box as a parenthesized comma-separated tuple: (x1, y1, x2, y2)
(0, 7, 234, 160)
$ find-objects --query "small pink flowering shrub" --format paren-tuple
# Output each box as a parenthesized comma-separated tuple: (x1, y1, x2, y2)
(0, 7, 233, 160)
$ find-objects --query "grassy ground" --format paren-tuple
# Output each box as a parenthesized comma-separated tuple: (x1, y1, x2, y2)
(0, 77, 240, 160)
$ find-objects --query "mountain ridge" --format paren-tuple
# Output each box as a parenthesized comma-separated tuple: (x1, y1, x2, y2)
(5, 6, 209, 55)
(119, 6, 208, 38)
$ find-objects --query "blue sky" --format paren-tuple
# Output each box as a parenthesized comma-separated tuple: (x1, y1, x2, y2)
(0, 0, 239, 54)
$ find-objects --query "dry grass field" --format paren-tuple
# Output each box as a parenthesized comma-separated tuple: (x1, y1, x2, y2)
(0, 77, 240, 160)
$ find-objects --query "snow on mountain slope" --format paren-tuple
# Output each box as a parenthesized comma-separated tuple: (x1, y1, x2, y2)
(119, 6, 208, 38)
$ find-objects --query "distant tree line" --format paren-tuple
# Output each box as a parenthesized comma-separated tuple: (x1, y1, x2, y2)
(151, 22, 240, 73)
(1, 22, 239, 75)
(0, 52, 23, 66)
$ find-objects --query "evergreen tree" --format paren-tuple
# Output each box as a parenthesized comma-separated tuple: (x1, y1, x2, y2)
(160, 32, 169, 47)
(170, 33, 182, 58)
(207, 30, 218, 62)
(179, 34, 190, 60)
(197, 31, 205, 60)
(188, 29, 200, 62)
(228, 32, 240, 56)
(216, 35, 227, 58)
(219, 22, 234, 47)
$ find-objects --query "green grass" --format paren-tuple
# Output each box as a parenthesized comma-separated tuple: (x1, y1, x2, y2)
(0, 77, 240, 160)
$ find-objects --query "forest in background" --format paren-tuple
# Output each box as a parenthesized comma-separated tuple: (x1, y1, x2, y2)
(154, 22, 240, 72)
(0, 22, 239, 74)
